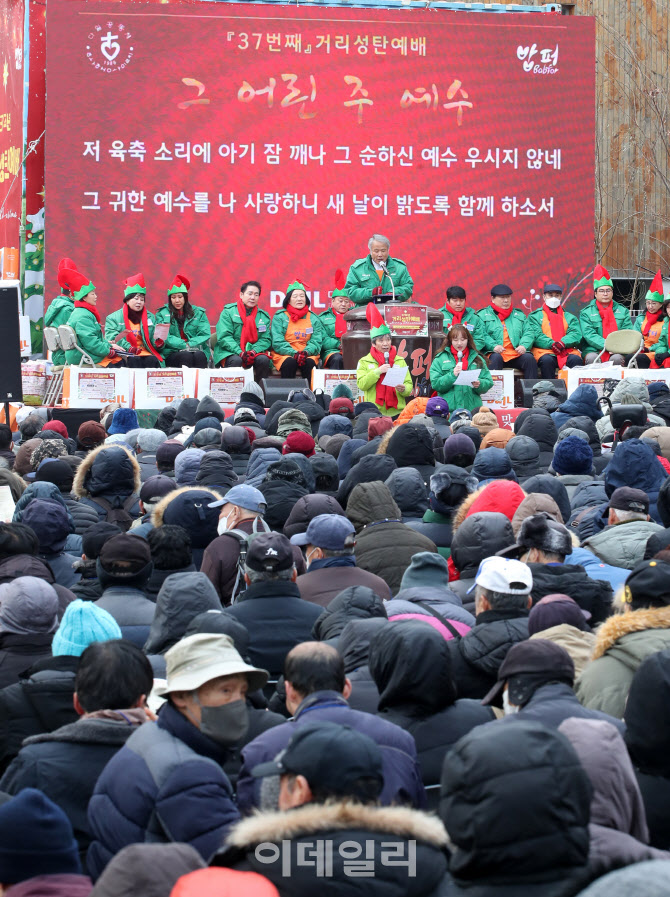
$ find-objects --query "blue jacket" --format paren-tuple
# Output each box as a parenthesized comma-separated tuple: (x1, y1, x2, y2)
(551, 384, 603, 431)
(87, 702, 239, 881)
(566, 548, 630, 592)
(604, 439, 668, 525)
(236, 691, 425, 811)
(503, 682, 625, 734)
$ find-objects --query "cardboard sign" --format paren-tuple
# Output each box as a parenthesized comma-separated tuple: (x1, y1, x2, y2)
(383, 304, 428, 338)
(197, 368, 252, 405)
(133, 367, 197, 409)
(312, 369, 362, 402)
(61, 366, 132, 408)
(567, 365, 624, 397)
(479, 370, 514, 410)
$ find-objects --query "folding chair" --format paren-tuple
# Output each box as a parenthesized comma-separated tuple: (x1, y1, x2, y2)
(57, 325, 96, 367)
(593, 329, 643, 367)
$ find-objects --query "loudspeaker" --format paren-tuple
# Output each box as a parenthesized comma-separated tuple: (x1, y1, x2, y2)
(0, 284, 23, 403)
(48, 408, 102, 436)
(260, 378, 309, 406)
(518, 378, 568, 409)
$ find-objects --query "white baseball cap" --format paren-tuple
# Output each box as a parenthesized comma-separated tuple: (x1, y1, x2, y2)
(467, 556, 533, 596)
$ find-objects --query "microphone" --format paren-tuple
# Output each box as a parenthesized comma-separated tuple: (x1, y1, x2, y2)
(457, 349, 463, 363)
(380, 259, 389, 273)
(384, 351, 390, 364)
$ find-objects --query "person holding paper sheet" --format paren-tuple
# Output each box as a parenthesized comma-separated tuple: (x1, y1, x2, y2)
(580, 265, 633, 364)
(213, 280, 273, 382)
(153, 274, 211, 368)
(356, 303, 413, 417)
(104, 274, 164, 369)
(429, 324, 493, 412)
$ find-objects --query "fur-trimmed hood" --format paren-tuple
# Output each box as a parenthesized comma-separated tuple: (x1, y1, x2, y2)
(151, 485, 222, 529)
(224, 800, 449, 851)
(72, 443, 141, 499)
(592, 605, 670, 660)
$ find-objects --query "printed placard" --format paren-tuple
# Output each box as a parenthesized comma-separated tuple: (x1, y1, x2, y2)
(312, 369, 361, 402)
(567, 364, 624, 398)
(197, 368, 253, 405)
(383, 304, 428, 337)
(133, 367, 197, 409)
(61, 365, 132, 408)
(478, 369, 514, 410)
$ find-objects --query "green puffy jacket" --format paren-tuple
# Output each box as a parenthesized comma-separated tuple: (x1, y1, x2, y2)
(429, 349, 493, 412)
(345, 256, 414, 306)
(104, 308, 164, 367)
(438, 306, 485, 349)
(524, 308, 583, 351)
(356, 353, 413, 416)
(213, 303, 272, 366)
(579, 300, 633, 354)
(64, 306, 114, 365)
(153, 304, 212, 359)
(319, 309, 344, 362)
(270, 309, 324, 359)
(633, 313, 669, 357)
(44, 293, 74, 365)
(476, 307, 531, 353)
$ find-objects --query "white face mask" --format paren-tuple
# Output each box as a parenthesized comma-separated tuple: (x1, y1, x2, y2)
(503, 690, 519, 716)
(306, 547, 320, 566)
(217, 513, 232, 536)
(544, 297, 562, 309)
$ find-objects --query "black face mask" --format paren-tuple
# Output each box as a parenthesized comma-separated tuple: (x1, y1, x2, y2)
(196, 698, 249, 746)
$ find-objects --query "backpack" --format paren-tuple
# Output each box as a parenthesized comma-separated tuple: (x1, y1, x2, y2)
(224, 517, 271, 603)
(91, 494, 138, 532)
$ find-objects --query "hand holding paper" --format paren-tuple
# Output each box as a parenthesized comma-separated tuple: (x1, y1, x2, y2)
(153, 323, 171, 341)
(381, 366, 406, 387)
(454, 368, 482, 386)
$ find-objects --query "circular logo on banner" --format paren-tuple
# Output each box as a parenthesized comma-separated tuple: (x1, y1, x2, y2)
(86, 23, 134, 73)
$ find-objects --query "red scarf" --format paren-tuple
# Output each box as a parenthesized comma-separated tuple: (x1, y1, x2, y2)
(491, 301, 513, 321)
(238, 299, 259, 351)
(286, 304, 309, 323)
(596, 300, 617, 362)
(451, 346, 470, 369)
(123, 303, 163, 361)
(75, 299, 101, 324)
(448, 307, 465, 326)
(546, 307, 570, 368)
(370, 345, 399, 410)
(642, 308, 664, 337)
(334, 311, 348, 338)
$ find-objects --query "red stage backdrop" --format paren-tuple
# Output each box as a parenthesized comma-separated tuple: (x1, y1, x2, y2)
(0, 0, 24, 255)
(45, 0, 595, 321)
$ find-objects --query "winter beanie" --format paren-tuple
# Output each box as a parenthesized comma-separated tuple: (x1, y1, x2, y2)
(51, 599, 122, 657)
(399, 552, 450, 592)
(552, 434, 594, 476)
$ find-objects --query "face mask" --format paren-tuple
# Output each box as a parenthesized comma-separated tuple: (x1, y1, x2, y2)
(544, 297, 562, 309)
(198, 698, 249, 746)
(217, 513, 233, 536)
(502, 690, 519, 716)
(306, 547, 320, 566)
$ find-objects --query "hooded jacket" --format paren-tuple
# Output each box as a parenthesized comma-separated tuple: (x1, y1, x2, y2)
(384, 468, 429, 521)
(521, 474, 572, 525)
(386, 588, 474, 633)
(337, 454, 398, 508)
(220, 428, 252, 478)
(527, 563, 613, 626)
(448, 607, 530, 699)
(0, 555, 76, 622)
(13, 481, 78, 541)
(530, 625, 596, 678)
(143, 572, 222, 657)
(312, 586, 388, 644)
(512, 493, 564, 534)
(244, 448, 282, 488)
(21, 500, 80, 590)
(369, 622, 493, 799)
(309, 453, 340, 494)
(449, 512, 515, 604)
(214, 800, 447, 897)
(195, 451, 238, 492)
(258, 479, 309, 532)
(0, 584, 59, 690)
(336, 439, 367, 480)
(337, 618, 387, 715)
(282, 494, 345, 539)
(603, 439, 668, 525)
(72, 445, 141, 522)
(452, 480, 526, 531)
(439, 721, 593, 897)
(384, 426, 436, 487)
(576, 605, 670, 718)
(505, 436, 544, 481)
(345, 483, 437, 594)
(173, 449, 204, 487)
(470, 448, 518, 483)
(152, 487, 222, 568)
(559, 717, 670, 877)
(584, 519, 663, 570)
(552, 385, 603, 430)
(624, 648, 670, 849)
(169, 399, 199, 435)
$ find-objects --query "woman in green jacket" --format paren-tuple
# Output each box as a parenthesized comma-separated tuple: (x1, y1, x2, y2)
(64, 270, 122, 367)
(270, 281, 323, 381)
(319, 270, 351, 369)
(356, 303, 413, 417)
(153, 274, 211, 367)
(104, 273, 164, 368)
(44, 258, 77, 366)
(429, 324, 494, 413)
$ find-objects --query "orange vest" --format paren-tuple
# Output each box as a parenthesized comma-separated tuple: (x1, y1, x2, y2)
(531, 311, 581, 362)
(270, 312, 320, 369)
(501, 325, 518, 362)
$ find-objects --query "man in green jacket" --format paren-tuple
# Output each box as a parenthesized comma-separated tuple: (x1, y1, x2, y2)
(345, 234, 413, 305)
(438, 285, 485, 349)
(319, 272, 351, 369)
(213, 280, 273, 382)
(580, 264, 633, 364)
(44, 258, 77, 366)
(477, 284, 538, 377)
(525, 284, 584, 378)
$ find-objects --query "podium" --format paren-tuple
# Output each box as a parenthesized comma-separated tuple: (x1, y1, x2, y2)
(341, 301, 445, 379)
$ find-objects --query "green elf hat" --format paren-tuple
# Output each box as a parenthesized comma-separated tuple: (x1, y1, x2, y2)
(67, 268, 96, 302)
(593, 264, 613, 291)
(168, 274, 190, 296)
(332, 268, 348, 299)
(646, 269, 665, 304)
(123, 272, 147, 299)
(367, 301, 391, 340)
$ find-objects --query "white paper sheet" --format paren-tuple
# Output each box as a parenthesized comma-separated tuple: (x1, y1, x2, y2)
(381, 366, 406, 387)
(454, 368, 482, 386)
